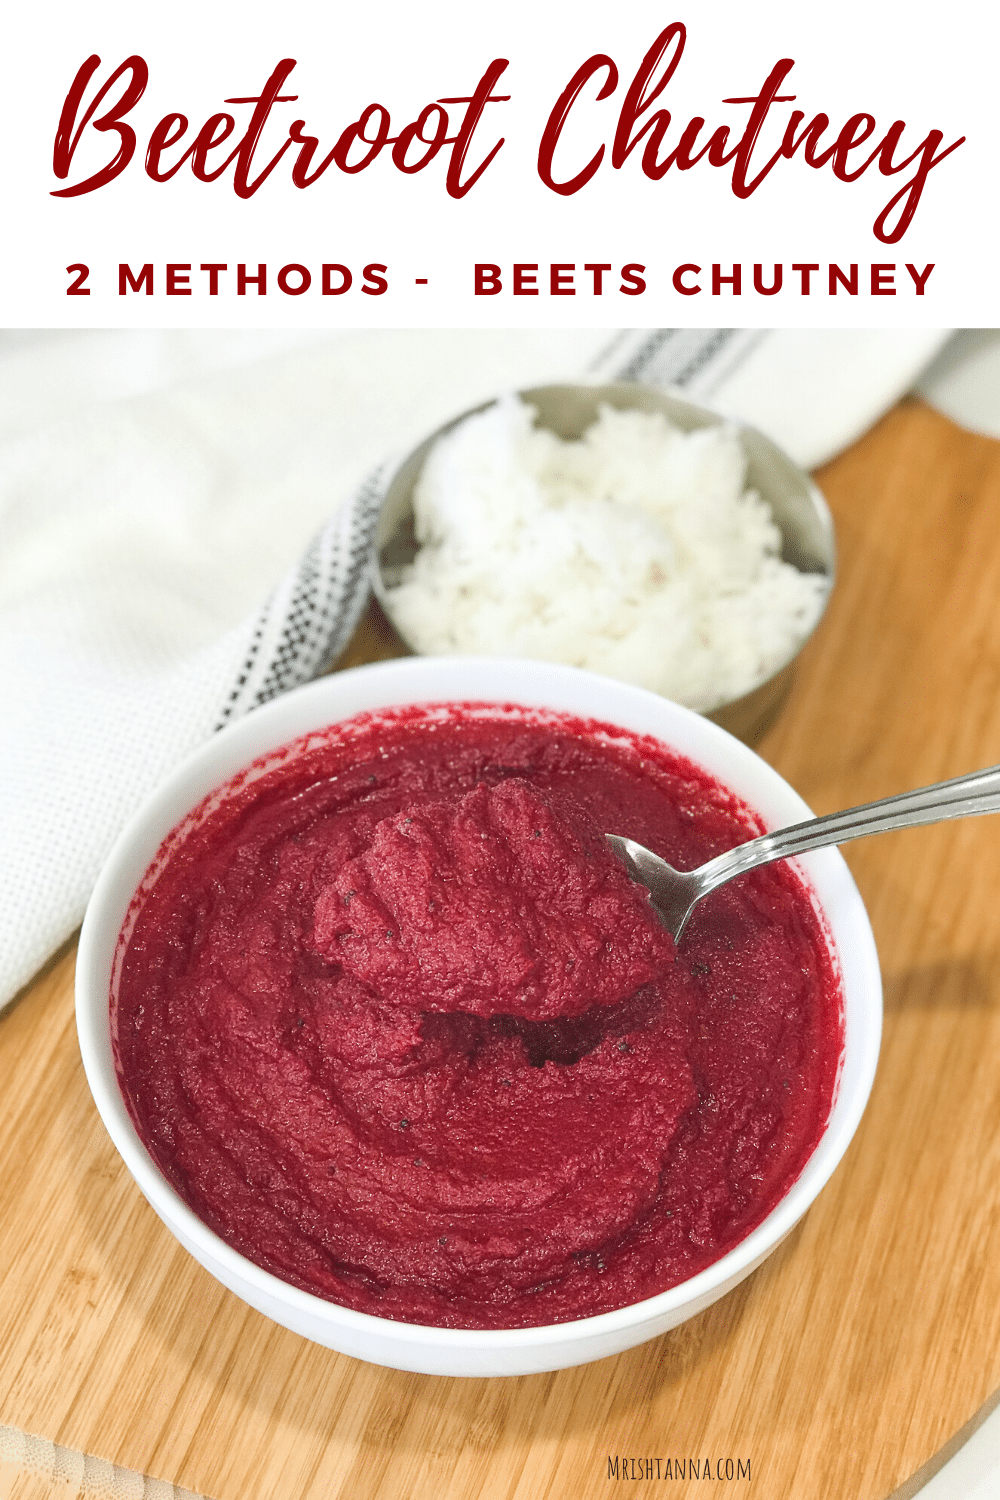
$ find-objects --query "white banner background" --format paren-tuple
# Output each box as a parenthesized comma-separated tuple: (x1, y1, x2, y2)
(0, 0, 989, 326)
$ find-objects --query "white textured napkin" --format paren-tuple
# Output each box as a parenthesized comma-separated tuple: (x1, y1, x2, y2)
(0, 327, 948, 1010)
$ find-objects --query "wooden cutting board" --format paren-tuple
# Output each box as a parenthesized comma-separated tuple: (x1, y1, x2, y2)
(4, 398, 1000, 1500)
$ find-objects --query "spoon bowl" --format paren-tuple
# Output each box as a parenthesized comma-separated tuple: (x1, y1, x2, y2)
(608, 760, 1000, 943)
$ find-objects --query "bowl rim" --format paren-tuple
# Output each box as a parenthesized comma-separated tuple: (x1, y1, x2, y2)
(76, 656, 881, 1353)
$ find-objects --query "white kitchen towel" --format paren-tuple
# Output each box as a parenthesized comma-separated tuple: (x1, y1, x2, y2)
(0, 327, 948, 1010)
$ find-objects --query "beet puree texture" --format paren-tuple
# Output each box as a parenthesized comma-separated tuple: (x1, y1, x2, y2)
(114, 703, 843, 1330)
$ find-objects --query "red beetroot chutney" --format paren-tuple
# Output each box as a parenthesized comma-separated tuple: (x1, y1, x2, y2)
(114, 702, 843, 1330)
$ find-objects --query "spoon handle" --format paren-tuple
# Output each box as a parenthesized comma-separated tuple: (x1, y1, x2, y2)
(698, 762, 1000, 894)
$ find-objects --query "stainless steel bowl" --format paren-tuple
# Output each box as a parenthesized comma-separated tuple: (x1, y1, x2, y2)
(373, 382, 835, 744)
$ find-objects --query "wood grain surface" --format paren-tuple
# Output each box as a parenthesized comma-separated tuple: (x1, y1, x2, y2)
(4, 398, 1000, 1500)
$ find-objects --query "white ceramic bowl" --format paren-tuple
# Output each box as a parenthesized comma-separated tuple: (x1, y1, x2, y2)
(76, 657, 881, 1377)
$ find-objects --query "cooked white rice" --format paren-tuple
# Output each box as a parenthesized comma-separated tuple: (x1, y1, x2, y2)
(385, 395, 828, 713)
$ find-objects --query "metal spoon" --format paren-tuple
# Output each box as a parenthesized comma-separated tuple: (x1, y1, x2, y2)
(606, 762, 1000, 943)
